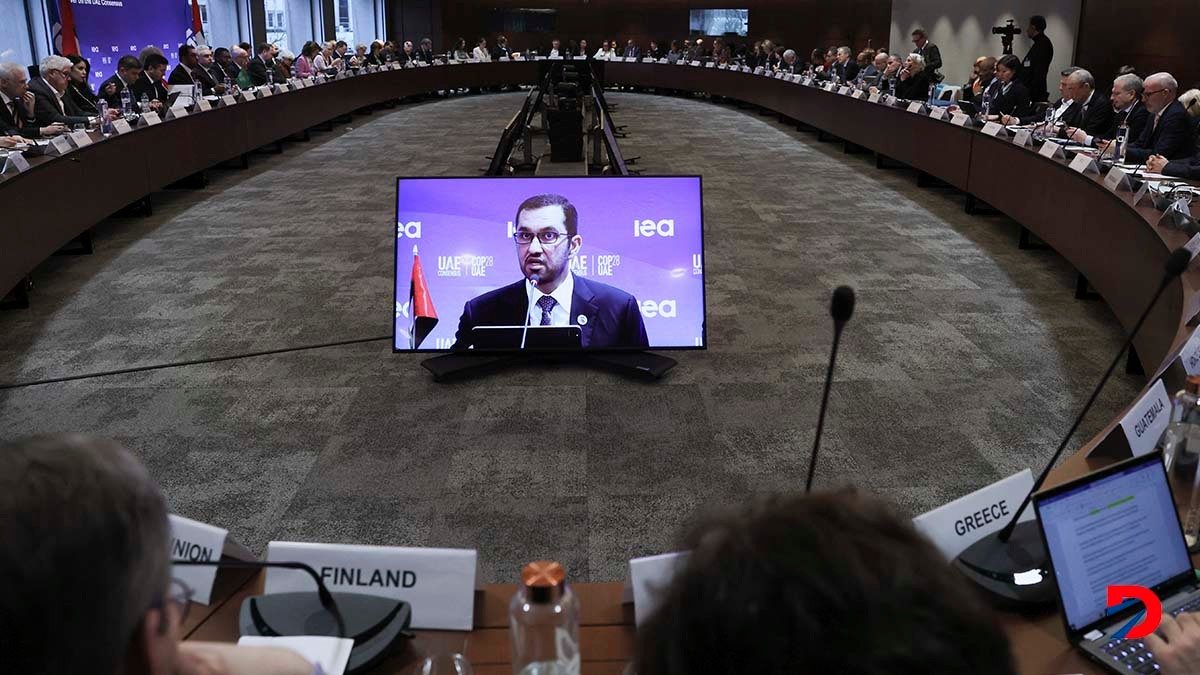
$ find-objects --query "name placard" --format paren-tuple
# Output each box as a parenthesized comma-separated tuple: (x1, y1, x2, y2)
(169, 514, 231, 604)
(1118, 379, 1171, 457)
(195, 97, 212, 111)
(851, 89, 866, 99)
(716, 63, 727, 69)
(868, 92, 881, 104)
(221, 94, 237, 106)
(1012, 129, 1033, 147)
(1104, 166, 1132, 192)
(137, 112, 162, 127)
(111, 118, 132, 134)
(981, 121, 1007, 137)
(928, 106, 947, 121)
(264, 542, 479, 630)
(911, 469, 1035, 560)
(951, 112, 971, 126)
(2, 151, 31, 175)
(753, 66, 765, 75)
(1069, 153, 1100, 174)
(837, 86, 850, 96)
(1131, 180, 1151, 206)
(164, 105, 188, 120)
(68, 130, 93, 148)
(906, 101, 926, 114)
(1179, 325, 1200, 376)
(259, 87, 273, 97)
(690, 60, 701, 67)
(741, 65, 751, 73)
(1187, 233, 1200, 259)
(774, 71, 785, 79)
(705, 61, 716, 68)
(46, 134, 74, 155)
(1038, 140, 1065, 159)
(623, 552, 689, 627)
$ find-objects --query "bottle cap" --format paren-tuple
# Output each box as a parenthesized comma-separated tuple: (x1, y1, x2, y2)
(1187, 375, 1200, 395)
(521, 560, 566, 604)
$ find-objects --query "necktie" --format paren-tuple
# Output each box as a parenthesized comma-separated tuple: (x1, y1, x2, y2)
(536, 296, 557, 326)
(9, 100, 20, 128)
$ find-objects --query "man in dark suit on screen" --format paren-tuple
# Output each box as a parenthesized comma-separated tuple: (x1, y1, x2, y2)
(453, 194, 650, 350)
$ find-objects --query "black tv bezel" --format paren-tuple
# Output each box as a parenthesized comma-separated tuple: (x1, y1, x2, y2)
(392, 174, 708, 354)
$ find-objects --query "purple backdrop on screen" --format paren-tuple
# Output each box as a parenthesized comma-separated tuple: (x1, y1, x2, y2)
(72, 0, 191, 88)
(394, 176, 706, 351)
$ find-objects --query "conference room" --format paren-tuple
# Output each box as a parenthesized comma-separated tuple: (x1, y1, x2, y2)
(6, 0, 1200, 673)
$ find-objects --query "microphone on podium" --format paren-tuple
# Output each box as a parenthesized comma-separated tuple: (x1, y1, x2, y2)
(806, 285, 855, 492)
(519, 273, 540, 350)
(954, 247, 1193, 607)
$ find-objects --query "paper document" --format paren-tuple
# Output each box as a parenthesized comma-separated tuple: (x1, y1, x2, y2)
(237, 635, 353, 675)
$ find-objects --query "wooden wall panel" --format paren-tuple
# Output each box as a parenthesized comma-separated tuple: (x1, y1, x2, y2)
(1076, 0, 1200, 92)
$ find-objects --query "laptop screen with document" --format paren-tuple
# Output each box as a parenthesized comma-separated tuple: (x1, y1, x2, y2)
(1034, 453, 1191, 634)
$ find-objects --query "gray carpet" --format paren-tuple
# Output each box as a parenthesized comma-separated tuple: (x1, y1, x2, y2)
(0, 91, 1142, 583)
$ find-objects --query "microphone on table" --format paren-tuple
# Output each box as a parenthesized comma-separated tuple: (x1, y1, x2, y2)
(174, 558, 413, 674)
(519, 273, 540, 350)
(806, 285, 855, 492)
(954, 247, 1193, 607)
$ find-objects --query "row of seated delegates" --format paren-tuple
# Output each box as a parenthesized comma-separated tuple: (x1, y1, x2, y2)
(8, 433, 1200, 675)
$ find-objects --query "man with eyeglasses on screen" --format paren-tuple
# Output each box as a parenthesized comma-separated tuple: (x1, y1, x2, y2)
(0, 434, 316, 675)
(452, 193, 649, 350)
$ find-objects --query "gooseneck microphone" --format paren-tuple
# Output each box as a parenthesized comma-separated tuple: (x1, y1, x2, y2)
(519, 274, 540, 350)
(955, 247, 1193, 607)
(806, 285, 856, 492)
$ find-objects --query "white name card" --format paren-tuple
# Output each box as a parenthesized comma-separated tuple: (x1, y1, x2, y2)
(169, 514, 230, 604)
(68, 130, 93, 148)
(196, 97, 212, 111)
(164, 105, 188, 120)
(912, 469, 1035, 560)
(1104, 166, 1132, 192)
(1039, 140, 1065, 159)
(690, 60, 701, 67)
(868, 92, 882, 104)
(1118, 379, 1171, 457)
(1012, 129, 1033, 147)
(238, 636, 353, 675)
(111, 118, 132, 134)
(1179, 325, 1200, 376)
(264, 542, 479, 630)
(705, 61, 716, 68)
(137, 112, 161, 127)
(221, 94, 237, 106)
(1069, 153, 1100, 174)
(1187, 233, 1200, 259)
(753, 66, 765, 75)
(741, 65, 751, 73)
(774, 71, 785, 79)
(951, 112, 971, 126)
(1131, 180, 1151, 206)
(2, 151, 31, 174)
(981, 121, 1007, 137)
(906, 101, 925, 114)
(851, 89, 866, 99)
(46, 134, 74, 155)
(623, 552, 689, 627)
(259, 87, 273, 97)
(928, 106, 947, 121)
(837, 86, 850, 96)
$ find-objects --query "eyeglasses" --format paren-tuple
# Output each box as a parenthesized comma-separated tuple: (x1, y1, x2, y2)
(156, 578, 195, 624)
(513, 230, 566, 245)
(1144, 88, 1167, 97)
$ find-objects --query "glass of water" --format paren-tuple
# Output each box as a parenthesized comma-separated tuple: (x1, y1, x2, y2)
(418, 653, 473, 675)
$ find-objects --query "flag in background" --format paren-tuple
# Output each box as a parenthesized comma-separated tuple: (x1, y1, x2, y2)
(46, 0, 80, 56)
(409, 245, 439, 349)
(186, 0, 206, 46)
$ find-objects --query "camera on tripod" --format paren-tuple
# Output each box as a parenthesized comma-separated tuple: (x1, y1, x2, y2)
(992, 18, 1021, 55)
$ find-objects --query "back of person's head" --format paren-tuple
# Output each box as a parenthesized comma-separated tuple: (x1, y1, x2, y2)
(1180, 89, 1200, 118)
(634, 490, 1016, 675)
(143, 52, 169, 70)
(0, 434, 170, 675)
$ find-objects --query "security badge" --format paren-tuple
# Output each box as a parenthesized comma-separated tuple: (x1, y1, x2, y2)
(577, 315, 588, 326)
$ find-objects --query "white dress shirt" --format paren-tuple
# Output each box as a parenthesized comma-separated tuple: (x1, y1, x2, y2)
(41, 77, 66, 114)
(472, 46, 491, 62)
(526, 272, 574, 327)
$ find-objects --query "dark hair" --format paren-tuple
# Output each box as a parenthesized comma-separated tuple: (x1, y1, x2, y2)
(1030, 15, 1047, 31)
(634, 490, 1016, 675)
(912, 27, 927, 38)
(117, 54, 142, 71)
(335, 40, 348, 49)
(1060, 66, 1079, 77)
(66, 53, 90, 74)
(142, 53, 169, 69)
(0, 435, 170, 675)
(1116, 64, 1138, 77)
(256, 42, 272, 55)
(515, 194, 578, 237)
(303, 42, 321, 58)
(238, 41, 252, 51)
(214, 47, 231, 58)
(997, 53, 1021, 72)
(178, 44, 195, 59)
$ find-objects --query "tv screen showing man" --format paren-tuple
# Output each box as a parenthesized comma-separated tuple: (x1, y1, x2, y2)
(393, 176, 705, 352)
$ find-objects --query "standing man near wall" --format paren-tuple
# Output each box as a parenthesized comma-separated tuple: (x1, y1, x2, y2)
(910, 28, 942, 83)
(1021, 15, 1054, 102)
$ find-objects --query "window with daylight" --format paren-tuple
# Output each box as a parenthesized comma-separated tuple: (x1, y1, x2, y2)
(263, 0, 288, 50)
(335, 0, 354, 46)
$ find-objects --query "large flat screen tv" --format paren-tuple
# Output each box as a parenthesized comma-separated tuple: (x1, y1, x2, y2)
(394, 176, 706, 352)
(689, 9, 749, 37)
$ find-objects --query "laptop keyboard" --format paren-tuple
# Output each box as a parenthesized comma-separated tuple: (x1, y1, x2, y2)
(1098, 596, 1200, 672)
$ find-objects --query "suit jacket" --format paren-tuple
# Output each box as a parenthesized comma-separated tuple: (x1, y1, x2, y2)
(1020, 32, 1054, 102)
(67, 82, 99, 115)
(830, 60, 859, 83)
(129, 72, 169, 107)
(491, 45, 511, 60)
(1126, 100, 1196, 163)
(894, 70, 931, 101)
(168, 63, 218, 95)
(1060, 91, 1114, 138)
(991, 79, 1031, 117)
(916, 42, 942, 82)
(415, 47, 434, 64)
(961, 76, 996, 107)
(27, 77, 90, 127)
(209, 61, 234, 85)
(452, 276, 649, 350)
(623, 46, 639, 58)
(246, 56, 271, 86)
(1163, 152, 1200, 180)
(779, 60, 804, 75)
(99, 74, 140, 112)
(1017, 96, 1068, 125)
(0, 93, 40, 138)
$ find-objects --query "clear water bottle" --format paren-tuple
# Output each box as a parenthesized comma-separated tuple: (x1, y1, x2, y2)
(927, 84, 938, 108)
(1162, 375, 1200, 548)
(98, 99, 112, 135)
(139, 93, 150, 113)
(1044, 105, 1054, 127)
(1115, 121, 1130, 163)
(509, 561, 580, 675)
(981, 88, 992, 118)
(120, 86, 132, 114)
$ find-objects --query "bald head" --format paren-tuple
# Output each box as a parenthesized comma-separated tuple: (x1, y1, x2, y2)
(1143, 72, 1179, 114)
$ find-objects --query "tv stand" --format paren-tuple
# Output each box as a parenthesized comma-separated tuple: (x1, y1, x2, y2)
(421, 351, 677, 382)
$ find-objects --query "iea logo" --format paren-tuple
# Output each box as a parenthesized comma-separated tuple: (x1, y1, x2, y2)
(397, 221, 422, 238)
(1107, 586, 1162, 639)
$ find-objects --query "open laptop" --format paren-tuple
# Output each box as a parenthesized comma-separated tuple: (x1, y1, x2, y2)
(1034, 451, 1200, 673)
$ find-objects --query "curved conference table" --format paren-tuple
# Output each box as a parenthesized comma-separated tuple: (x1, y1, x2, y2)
(6, 59, 1200, 673)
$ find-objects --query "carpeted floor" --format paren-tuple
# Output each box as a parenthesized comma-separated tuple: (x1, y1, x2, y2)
(0, 90, 1142, 583)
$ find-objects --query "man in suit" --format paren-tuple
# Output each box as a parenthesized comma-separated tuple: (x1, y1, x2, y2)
(1124, 72, 1195, 163)
(623, 40, 640, 59)
(167, 45, 222, 96)
(195, 47, 228, 93)
(0, 61, 67, 138)
(27, 55, 93, 127)
(453, 194, 650, 350)
(246, 43, 273, 86)
(910, 28, 942, 83)
(1056, 69, 1113, 140)
(130, 53, 169, 111)
(960, 56, 997, 107)
(491, 35, 512, 61)
(545, 39, 564, 59)
(829, 46, 859, 83)
(212, 47, 237, 83)
(778, 49, 803, 75)
(98, 55, 144, 112)
(1020, 15, 1054, 102)
(1017, 66, 1075, 124)
(415, 38, 435, 64)
(1067, 73, 1149, 149)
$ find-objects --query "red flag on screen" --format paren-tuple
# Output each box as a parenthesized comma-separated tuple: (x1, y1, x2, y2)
(55, 0, 80, 56)
(188, 0, 207, 46)
(410, 245, 438, 349)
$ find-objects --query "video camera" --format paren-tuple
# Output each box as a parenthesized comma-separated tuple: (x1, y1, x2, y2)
(992, 18, 1021, 55)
